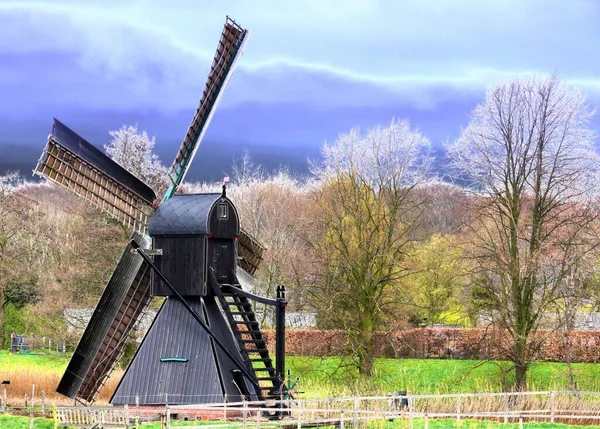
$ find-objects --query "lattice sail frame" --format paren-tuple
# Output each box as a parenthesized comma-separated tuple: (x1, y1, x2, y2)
(237, 230, 264, 275)
(35, 137, 154, 234)
(78, 259, 153, 403)
(56, 235, 153, 404)
(165, 16, 249, 198)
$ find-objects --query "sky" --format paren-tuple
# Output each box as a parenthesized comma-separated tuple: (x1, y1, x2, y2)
(1, 0, 600, 180)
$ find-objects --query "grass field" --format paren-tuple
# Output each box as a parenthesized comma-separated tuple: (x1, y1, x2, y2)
(3, 351, 600, 427)
(3, 351, 600, 403)
(288, 356, 600, 397)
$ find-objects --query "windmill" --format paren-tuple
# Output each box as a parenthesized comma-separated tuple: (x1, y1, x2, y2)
(33, 17, 286, 406)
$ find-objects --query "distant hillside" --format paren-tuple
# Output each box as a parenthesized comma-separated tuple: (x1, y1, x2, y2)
(0, 140, 453, 183)
(0, 143, 42, 179)
(0, 140, 320, 183)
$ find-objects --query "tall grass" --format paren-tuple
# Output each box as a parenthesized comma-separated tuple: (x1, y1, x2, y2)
(0, 351, 122, 404)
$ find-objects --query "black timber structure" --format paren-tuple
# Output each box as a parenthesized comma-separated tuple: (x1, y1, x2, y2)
(111, 192, 286, 405)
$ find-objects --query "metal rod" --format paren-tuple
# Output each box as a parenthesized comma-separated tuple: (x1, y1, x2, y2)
(275, 285, 286, 385)
(130, 240, 260, 389)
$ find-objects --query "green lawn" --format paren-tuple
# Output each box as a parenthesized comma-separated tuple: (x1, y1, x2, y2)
(0, 414, 54, 429)
(288, 356, 600, 396)
(0, 349, 70, 369)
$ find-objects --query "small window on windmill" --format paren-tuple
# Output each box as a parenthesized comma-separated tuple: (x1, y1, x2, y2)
(218, 203, 228, 220)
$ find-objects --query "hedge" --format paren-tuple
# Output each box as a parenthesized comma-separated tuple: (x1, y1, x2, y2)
(261, 328, 600, 363)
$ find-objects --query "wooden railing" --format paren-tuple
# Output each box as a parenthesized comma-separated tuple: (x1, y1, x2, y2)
(53, 405, 130, 428)
(42, 390, 600, 428)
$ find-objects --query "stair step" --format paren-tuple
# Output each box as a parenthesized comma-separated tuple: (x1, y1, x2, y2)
(238, 331, 263, 336)
(228, 311, 256, 316)
(234, 320, 259, 325)
(225, 297, 250, 303)
(250, 358, 272, 362)
(228, 304, 253, 311)
(257, 377, 278, 381)
(253, 367, 274, 372)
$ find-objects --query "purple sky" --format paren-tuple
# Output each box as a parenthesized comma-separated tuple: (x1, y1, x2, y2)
(1, 0, 599, 179)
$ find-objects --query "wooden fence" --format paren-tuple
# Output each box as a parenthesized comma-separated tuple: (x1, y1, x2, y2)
(109, 391, 600, 428)
(13, 390, 600, 428)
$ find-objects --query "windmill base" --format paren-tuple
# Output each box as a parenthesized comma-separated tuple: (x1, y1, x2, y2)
(111, 296, 259, 405)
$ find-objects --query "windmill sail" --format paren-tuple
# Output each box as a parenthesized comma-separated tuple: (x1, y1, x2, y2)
(164, 16, 248, 200)
(57, 234, 153, 403)
(161, 17, 263, 275)
(34, 119, 156, 233)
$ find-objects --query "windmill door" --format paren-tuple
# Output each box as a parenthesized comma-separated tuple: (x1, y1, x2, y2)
(207, 239, 236, 284)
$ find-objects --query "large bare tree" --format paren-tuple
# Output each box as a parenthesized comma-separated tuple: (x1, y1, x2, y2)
(309, 118, 431, 376)
(448, 75, 600, 390)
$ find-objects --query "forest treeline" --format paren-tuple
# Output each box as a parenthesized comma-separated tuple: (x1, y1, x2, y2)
(2, 75, 600, 390)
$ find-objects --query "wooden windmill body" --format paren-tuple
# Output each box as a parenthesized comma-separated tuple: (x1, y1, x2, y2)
(34, 17, 286, 406)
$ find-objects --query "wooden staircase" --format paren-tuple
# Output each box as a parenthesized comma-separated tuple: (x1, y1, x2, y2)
(212, 283, 279, 400)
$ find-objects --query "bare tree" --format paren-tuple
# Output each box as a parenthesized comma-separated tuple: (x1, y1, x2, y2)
(447, 75, 600, 390)
(105, 125, 168, 194)
(309, 118, 431, 376)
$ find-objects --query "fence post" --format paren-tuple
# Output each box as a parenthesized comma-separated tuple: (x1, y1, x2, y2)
(340, 410, 345, 429)
(519, 415, 523, 429)
(424, 413, 429, 429)
(327, 395, 331, 419)
(257, 410, 262, 429)
(353, 397, 358, 427)
(136, 394, 140, 422)
(297, 398, 303, 429)
(124, 404, 130, 429)
(2, 388, 6, 412)
(456, 396, 461, 426)
(31, 384, 35, 409)
(41, 391, 45, 415)
(408, 394, 413, 429)
(224, 393, 227, 420)
(243, 398, 248, 429)
(550, 391, 555, 424)
(165, 405, 170, 429)
(24, 394, 28, 409)
(504, 393, 509, 424)
(29, 413, 34, 429)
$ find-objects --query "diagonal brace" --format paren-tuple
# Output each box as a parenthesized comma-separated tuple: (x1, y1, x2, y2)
(129, 239, 260, 390)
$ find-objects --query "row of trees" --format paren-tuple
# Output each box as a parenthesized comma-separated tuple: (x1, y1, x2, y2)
(232, 75, 600, 388)
(1, 75, 599, 391)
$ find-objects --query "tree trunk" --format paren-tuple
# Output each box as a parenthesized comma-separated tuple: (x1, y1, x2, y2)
(515, 362, 528, 391)
(357, 315, 375, 376)
(0, 289, 5, 349)
(513, 332, 529, 391)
